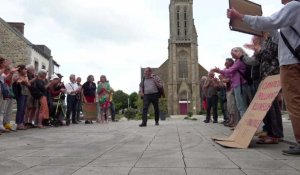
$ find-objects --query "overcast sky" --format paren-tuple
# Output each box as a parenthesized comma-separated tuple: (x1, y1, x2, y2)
(0, 0, 283, 94)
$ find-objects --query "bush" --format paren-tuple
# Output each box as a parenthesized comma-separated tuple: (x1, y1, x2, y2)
(187, 111, 193, 117)
(134, 114, 142, 120)
(184, 116, 197, 121)
(124, 108, 136, 120)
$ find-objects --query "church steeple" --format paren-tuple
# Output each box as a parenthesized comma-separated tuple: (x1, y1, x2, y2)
(167, 0, 203, 115)
(169, 0, 195, 43)
(171, 0, 193, 3)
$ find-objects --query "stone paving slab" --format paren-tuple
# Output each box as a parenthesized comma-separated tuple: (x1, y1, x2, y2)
(130, 168, 186, 175)
(186, 168, 245, 175)
(242, 167, 300, 175)
(73, 167, 131, 175)
(14, 166, 79, 175)
(0, 116, 299, 175)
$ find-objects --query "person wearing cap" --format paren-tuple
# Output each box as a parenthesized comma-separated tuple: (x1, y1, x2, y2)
(49, 73, 66, 126)
(227, 0, 300, 155)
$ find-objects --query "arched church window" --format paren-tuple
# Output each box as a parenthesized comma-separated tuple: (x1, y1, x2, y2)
(184, 6, 187, 38)
(176, 6, 180, 36)
(178, 51, 188, 78)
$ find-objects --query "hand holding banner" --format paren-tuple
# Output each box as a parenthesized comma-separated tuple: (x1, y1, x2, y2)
(228, 0, 263, 36)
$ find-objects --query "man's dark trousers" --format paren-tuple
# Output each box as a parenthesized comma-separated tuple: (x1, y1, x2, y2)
(66, 95, 78, 123)
(110, 102, 116, 121)
(142, 93, 159, 125)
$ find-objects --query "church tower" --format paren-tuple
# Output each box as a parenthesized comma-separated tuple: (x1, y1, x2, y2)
(168, 0, 200, 114)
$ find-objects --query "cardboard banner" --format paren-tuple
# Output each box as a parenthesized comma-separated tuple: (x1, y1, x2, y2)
(82, 103, 98, 120)
(229, 0, 263, 36)
(213, 75, 281, 148)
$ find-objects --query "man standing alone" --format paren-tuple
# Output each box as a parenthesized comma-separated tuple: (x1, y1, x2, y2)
(139, 67, 164, 127)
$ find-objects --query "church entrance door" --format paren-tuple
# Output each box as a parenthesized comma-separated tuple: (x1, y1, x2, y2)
(179, 103, 188, 115)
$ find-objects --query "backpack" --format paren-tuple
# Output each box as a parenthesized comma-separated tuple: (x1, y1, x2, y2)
(238, 57, 253, 85)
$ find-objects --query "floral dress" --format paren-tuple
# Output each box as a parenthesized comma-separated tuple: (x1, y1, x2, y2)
(97, 81, 111, 109)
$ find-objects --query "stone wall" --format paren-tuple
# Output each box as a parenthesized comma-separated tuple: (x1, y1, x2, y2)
(0, 19, 30, 66)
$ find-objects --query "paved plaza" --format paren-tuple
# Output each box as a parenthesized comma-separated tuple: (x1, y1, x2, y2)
(0, 115, 299, 175)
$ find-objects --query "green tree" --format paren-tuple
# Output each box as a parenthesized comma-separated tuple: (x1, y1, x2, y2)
(113, 90, 128, 112)
(129, 92, 138, 109)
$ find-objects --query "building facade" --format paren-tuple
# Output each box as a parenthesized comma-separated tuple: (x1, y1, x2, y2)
(141, 0, 207, 115)
(0, 18, 59, 74)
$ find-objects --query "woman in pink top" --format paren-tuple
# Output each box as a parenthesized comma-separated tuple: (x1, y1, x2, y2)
(213, 47, 252, 121)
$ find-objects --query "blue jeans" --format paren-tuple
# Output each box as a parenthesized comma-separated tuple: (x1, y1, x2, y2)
(110, 102, 116, 121)
(233, 84, 251, 119)
(15, 95, 27, 125)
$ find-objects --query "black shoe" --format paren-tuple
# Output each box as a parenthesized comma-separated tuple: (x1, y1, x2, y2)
(58, 121, 64, 126)
(85, 120, 90, 124)
(72, 121, 79, 124)
(220, 121, 227, 124)
(155, 122, 159, 126)
(66, 120, 70, 126)
(213, 120, 218, 123)
(203, 120, 210, 123)
(139, 123, 147, 127)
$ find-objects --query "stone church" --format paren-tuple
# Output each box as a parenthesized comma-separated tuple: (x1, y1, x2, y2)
(142, 0, 207, 115)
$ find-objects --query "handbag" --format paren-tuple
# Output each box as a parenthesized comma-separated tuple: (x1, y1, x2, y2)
(158, 87, 165, 98)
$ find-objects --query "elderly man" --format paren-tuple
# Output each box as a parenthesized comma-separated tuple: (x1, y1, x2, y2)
(139, 67, 164, 127)
(65, 74, 81, 125)
(227, 0, 300, 155)
(203, 71, 220, 123)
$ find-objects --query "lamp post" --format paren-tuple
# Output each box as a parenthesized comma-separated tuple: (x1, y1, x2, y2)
(128, 98, 130, 108)
(186, 91, 188, 115)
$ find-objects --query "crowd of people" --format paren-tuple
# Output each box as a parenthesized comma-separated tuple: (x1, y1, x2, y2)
(218, 0, 299, 156)
(201, 33, 283, 145)
(0, 56, 116, 135)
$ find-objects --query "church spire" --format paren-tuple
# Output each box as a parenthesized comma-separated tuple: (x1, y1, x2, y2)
(171, 0, 193, 4)
(169, 0, 196, 43)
